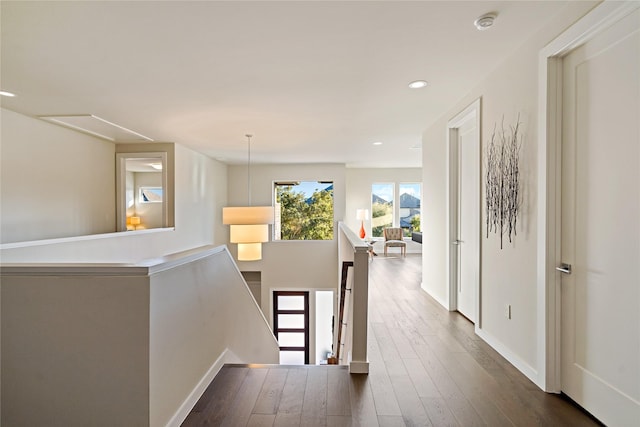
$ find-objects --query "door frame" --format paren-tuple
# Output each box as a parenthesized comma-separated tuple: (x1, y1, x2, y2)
(115, 151, 168, 231)
(537, 0, 639, 392)
(446, 98, 481, 328)
(273, 290, 310, 364)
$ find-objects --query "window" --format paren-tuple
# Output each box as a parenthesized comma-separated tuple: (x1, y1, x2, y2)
(139, 187, 163, 203)
(399, 183, 421, 237)
(274, 181, 334, 240)
(273, 291, 309, 365)
(371, 183, 394, 237)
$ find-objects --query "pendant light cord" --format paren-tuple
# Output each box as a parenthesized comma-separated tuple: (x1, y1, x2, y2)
(246, 134, 252, 206)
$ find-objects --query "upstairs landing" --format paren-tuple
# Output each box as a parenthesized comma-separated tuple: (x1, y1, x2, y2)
(183, 255, 601, 427)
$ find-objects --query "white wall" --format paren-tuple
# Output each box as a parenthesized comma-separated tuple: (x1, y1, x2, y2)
(1, 274, 151, 426)
(345, 167, 422, 237)
(420, 1, 598, 383)
(0, 109, 228, 263)
(0, 108, 116, 243)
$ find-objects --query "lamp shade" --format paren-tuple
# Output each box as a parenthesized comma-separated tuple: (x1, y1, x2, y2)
(224, 206, 273, 261)
(356, 209, 369, 220)
(230, 224, 269, 243)
(237, 243, 262, 261)
(223, 136, 273, 262)
(130, 216, 141, 225)
(223, 206, 274, 225)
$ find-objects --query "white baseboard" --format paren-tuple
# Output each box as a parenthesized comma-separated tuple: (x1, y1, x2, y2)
(475, 328, 541, 388)
(420, 282, 449, 310)
(419, 284, 541, 389)
(166, 348, 240, 427)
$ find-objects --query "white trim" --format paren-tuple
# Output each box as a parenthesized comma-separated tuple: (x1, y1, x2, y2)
(0, 226, 174, 250)
(446, 126, 458, 311)
(0, 245, 225, 277)
(537, 0, 640, 392)
(446, 98, 482, 329)
(476, 328, 539, 383)
(422, 286, 449, 311)
(166, 348, 241, 427)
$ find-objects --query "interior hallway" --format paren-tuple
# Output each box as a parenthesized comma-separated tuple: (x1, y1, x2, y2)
(183, 254, 601, 426)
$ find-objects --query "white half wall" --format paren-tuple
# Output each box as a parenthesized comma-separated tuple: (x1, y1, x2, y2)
(1, 274, 151, 426)
(1, 246, 279, 427)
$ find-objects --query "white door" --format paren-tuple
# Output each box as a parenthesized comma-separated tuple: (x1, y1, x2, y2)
(449, 100, 480, 323)
(560, 8, 640, 425)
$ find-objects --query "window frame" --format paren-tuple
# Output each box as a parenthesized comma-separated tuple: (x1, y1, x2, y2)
(138, 186, 163, 204)
(371, 182, 395, 238)
(273, 180, 335, 242)
(399, 182, 422, 236)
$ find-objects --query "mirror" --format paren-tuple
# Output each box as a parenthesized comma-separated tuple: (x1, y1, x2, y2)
(116, 152, 167, 232)
(116, 151, 172, 232)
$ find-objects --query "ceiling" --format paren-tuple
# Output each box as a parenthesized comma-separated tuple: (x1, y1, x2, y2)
(1, 1, 576, 167)
(126, 158, 163, 173)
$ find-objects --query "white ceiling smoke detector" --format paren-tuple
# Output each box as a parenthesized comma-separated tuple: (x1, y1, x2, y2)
(474, 13, 497, 31)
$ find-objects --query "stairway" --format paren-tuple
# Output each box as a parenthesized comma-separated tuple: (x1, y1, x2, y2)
(181, 364, 369, 426)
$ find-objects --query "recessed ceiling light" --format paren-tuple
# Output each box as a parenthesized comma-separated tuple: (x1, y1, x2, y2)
(408, 80, 428, 89)
(474, 13, 497, 31)
(0, 90, 16, 97)
(373, 141, 383, 146)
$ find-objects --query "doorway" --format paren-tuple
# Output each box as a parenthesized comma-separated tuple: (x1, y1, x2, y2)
(115, 143, 174, 232)
(540, 2, 640, 424)
(273, 291, 310, 364)
(447, 98, 481, 324)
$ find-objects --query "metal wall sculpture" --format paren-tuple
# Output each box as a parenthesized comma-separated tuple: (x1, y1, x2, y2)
(485, 116, 521, 249)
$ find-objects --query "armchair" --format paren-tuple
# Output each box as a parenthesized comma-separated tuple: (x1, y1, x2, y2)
(383, 227, 407, 256)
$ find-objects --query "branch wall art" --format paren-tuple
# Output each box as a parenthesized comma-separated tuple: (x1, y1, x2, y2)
(485, 115, 522, 249)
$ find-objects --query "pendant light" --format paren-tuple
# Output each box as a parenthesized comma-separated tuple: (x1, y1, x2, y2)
(223, 134, 274, 261)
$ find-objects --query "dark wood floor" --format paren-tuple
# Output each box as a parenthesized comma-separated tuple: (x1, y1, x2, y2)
(183, 254, 602, 426)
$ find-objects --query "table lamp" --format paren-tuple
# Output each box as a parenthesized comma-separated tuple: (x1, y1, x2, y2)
(356, 209, 369, 239)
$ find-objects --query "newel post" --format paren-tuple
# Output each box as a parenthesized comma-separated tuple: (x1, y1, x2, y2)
(349, 247, 370, 374)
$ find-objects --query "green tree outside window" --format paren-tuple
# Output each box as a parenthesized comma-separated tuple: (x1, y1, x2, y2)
(275, 182, 334, 240)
